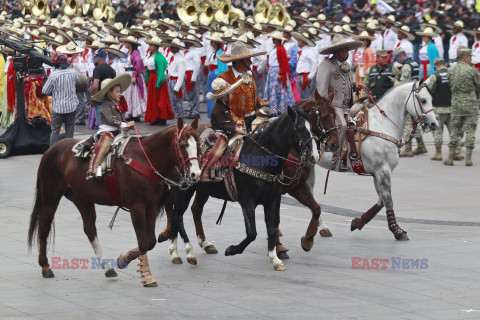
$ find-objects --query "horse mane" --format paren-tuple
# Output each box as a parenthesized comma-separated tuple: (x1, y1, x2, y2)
(243, 111, 292, 154)
(379, 80, 416, 102)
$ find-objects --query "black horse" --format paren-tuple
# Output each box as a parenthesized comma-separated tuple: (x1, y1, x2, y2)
(160, 106, 319, 271)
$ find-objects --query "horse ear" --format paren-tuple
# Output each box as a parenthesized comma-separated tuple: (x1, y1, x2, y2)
(327, 91, 335, 103)
(287, 106, 297, 121)
(191, 117, 199, 130)
(314, 89, 321, 102)
(177, 117, 184, 131)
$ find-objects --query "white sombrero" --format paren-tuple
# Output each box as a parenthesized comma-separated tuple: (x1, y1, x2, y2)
(353, 31, 376, 41)
(57, 41, 84, 54)
(206, 78, 243, 100)
(92, 73, 132, 102)
(392, 25, 415, 41)
(416, 27, 438, 38)
(291, 31, 316, 47)
(319, 35, 362, 55)
(218, 41, 266, 63)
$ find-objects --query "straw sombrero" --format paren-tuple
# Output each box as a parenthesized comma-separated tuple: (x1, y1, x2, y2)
(86, 40, 102, 49)
(419, 20, 443, 34)
(353, 31, 376, 41)
(270, 31, 287, 41)
(119, 36, 141, 46)
(102, 35, 119, 45)
(182, 35, 202, 48)
(206, 77, 243, 100)
(57, 41, 84, 55)
(161, 38, 187, 50)
(291, 31, 316, 47)
(467, 27, 480, 37)
(57, 29, 77, 44)
(379, 15, 399, 26)
(319, 35, 362, 55)
(206, 32, 227, 44)
(48, 35, 64, 47)
(144, 36, 163, 47)
(101, 44, 127, 59)
(416, 27, 438, 38)
(392, 25, 415, 41)
(218, 41, 266, 63)
(92, 73, 132, 103)
(446, 20, 465, 30)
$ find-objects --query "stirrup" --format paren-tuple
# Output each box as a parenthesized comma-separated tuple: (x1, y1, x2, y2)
(349, 152, 359, 161)
(95, 166, 103, 178)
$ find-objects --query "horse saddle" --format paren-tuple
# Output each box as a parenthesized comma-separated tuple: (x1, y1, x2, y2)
(199, 128, 244, 180)
(72, 134, 133, 174)
(350, 106, 369, 142)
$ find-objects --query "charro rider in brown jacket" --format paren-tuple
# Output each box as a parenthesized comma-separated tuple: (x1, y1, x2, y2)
(200, 78, 246, 182)
(217, 41, 269, 132)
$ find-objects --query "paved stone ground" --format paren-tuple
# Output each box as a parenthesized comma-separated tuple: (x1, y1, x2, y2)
(1, 107, 480, 319)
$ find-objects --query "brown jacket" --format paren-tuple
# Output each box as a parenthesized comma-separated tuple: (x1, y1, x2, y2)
(211, 100, 237, 139)
(217, 69, 261, 122)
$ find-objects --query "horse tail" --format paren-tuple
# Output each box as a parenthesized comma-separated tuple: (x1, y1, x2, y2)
(28, 175, 42, 250)
(156, 185, 170, 219)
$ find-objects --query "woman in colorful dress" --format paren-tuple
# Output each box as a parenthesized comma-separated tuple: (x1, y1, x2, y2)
(416, 27, 439, 81)
(205, 32, 228, 118)
(144, 36, 174, 125)
(282, 26, 301, 103)
(264, 31, 294, 114)
(120, 36, 146, 121)
(352, 31, 377, 87)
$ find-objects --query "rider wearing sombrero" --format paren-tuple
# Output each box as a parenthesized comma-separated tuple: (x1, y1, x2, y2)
(316, 34, 362, 171)
(87, 73, 135, 180)
(217, 41, 269, 132)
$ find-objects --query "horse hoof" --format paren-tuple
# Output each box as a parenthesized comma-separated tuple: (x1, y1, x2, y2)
(319, 228, 333, 237)
(225, 246, 235, 256)
(204, 245, 218, 254)
(277, 251, 289, 260)
(171, 257, 183, 264)
(274, 263, 286, 271)
(42, 269, 54, 278)
(105, 269, 118, 278)
(143, 282, 158, 287)
(350, 219, 357, 231)
(187, 257, 197, 265)
(395, 232, 409, 241)
(158, 233, 168, 243)
(301, 236, 314, 252)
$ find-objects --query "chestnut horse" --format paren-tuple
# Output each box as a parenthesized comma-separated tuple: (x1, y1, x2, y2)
(158, 92, 340, 262)
(28, 118, 201, 287)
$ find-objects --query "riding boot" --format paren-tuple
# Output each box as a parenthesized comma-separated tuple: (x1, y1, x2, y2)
(86, 132, 114, 180)
(339, 147, 349, 172)
(200, 134, 227, 182)
(346, 128, 358, 160)
(454, 148, 464, 161)
(443, 148, 455, 166)
(412, 137, 427, 155)
(465, 148, 473, 166)
(399, 142, 413, 157)
(430, 145, 442, 161)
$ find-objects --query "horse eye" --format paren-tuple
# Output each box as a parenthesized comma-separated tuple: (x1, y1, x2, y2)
(421, 99, 427, 104)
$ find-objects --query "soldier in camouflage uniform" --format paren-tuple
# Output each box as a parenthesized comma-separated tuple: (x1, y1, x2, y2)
(392, 48, 426, 157)
(444, 49, 480, 166)
(427, 58, 452, 161)
(362, 50, 400, 101)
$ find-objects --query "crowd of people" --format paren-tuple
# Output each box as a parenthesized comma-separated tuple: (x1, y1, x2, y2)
(0, 0, 478, 167)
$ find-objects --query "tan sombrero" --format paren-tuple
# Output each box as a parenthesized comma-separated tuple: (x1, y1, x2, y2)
(206, 77, 243, 100)
(92, 73, 132, 103)
(161, 38, 187, 50)
(446, 20, 465, 30)
(419, 20, 443, 34)
(416, 27, 438, 38)
(48, 35, 64, 47)
(379, 14, 399, 26)
(218, 41, 266, 63)
(291, 31, 316, 47)
(353, 31, 376, 41)
(119, 36, 141, 46)
(101, 44, 127, 59)
(183, 35, 202, 48)
(57, 41, 84, 55)
(57, 29, 77, 44)
(234, 35, 255, 49)
(467, 27, 480, 37)
(206, 32, 227, 44)
(392, 25, 415, 41)
(102, 35, 119, 45)
(319, 34, 362, 55)
(86, 40, 103, 49)
(144, 36, 163, 47)
(269, 31, 287, 41)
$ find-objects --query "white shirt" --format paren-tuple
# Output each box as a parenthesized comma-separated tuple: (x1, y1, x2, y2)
(371, 33, 383, 53)
(267, 46, 279, 68)
(198, 32, 211, 58)
(394, 39, 414, 57)
(138, 38, 149, 63)
(419, 43, 429, 61)
(168, 51, 185, 92)
(205, 45, 217, 66)
(296, 45, 317, 80)
(433, 35, 444, 59)
(252, 35, 267, 74)
(146, 54, 155, 70)
(472, 40, 480, 65)
(184, 47, 201, 82)
(109, 56, 125, 75)
(383, 28, 398, 51)
(449, 32, 468, 60)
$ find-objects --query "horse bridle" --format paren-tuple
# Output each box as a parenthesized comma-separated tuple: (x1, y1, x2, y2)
(306, 101, 339, 152)
(404, 81, 435, 135)
(173, 125, 200, 188)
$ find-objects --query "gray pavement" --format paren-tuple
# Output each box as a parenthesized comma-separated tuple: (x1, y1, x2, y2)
(1, 106, 480, 319)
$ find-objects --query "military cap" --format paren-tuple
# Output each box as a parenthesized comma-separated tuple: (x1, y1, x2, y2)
(376, 49, 388, 54)
(433, 57, 445, 65)
(457, 49, 472, 58)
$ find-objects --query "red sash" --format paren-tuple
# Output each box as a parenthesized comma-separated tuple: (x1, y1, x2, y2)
(169, 76, 183, 98)
(201, 56, 207, 74)
(185, 70, 193, 91)
(300, 73, 310, 90)
(420, 60, 429, 81)
(475, 63, 480, 71)
(209, 64, 217, 71)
